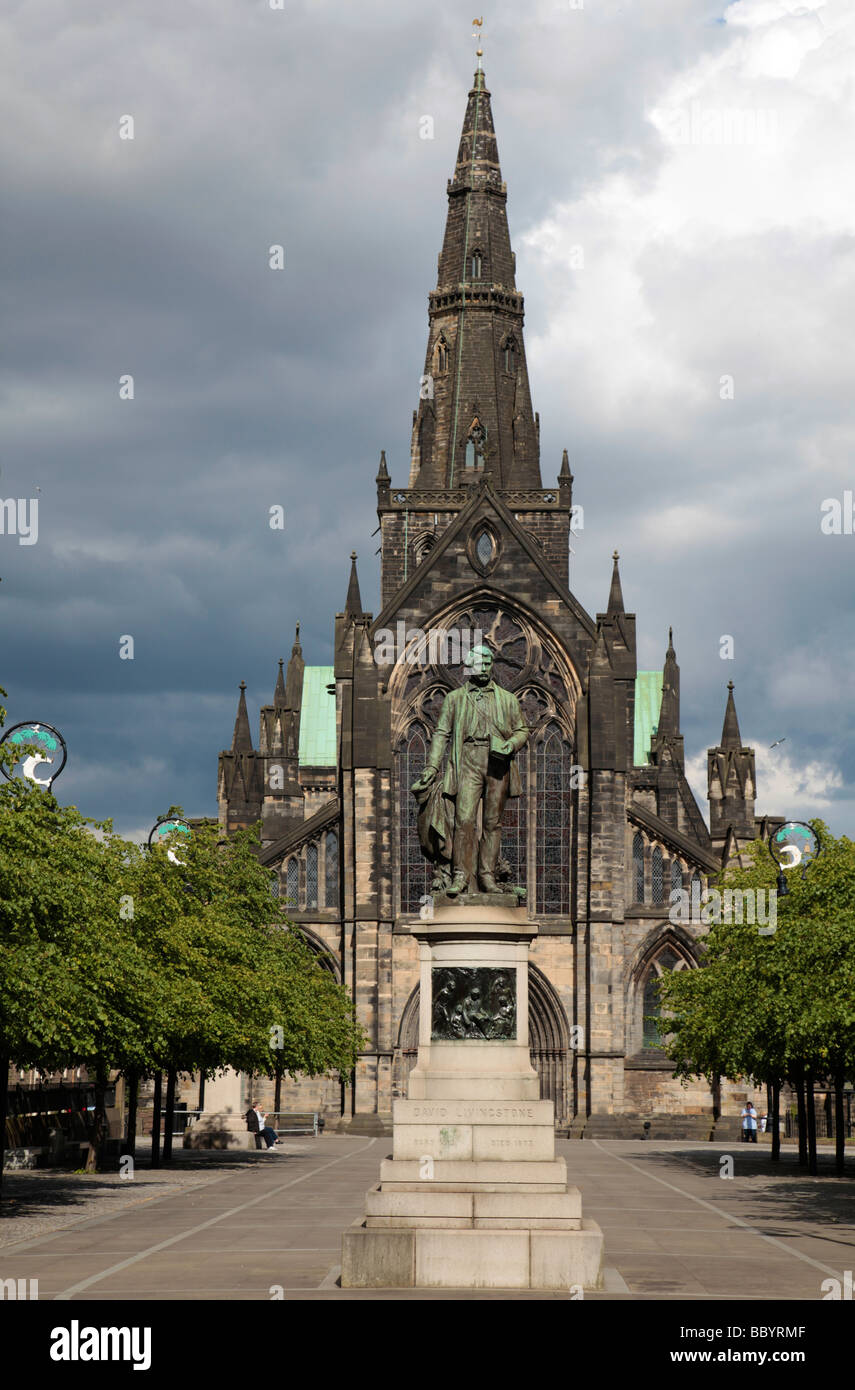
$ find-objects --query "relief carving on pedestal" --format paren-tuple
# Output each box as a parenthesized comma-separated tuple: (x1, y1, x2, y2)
(431, 966, 517, 1041)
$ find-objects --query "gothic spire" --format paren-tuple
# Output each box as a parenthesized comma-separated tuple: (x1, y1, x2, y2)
(658, 627, 681, 736)
(231, 680, 253, 752)
(721, 680, 742, 749)
(345, 551, 364, 619)
(410, 69, 541, 491)
(284, 623, 304, 710)
(273, 658, 287, 708)
(607, 550, 624, 616)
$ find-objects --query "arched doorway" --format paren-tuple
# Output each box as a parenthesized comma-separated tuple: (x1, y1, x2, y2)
(392, 966, 571, 1127)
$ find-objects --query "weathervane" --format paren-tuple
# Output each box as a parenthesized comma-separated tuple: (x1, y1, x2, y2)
(472, 16, 484, 68)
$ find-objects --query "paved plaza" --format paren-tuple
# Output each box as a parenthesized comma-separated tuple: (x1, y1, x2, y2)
(1, 1137, 852, 1300)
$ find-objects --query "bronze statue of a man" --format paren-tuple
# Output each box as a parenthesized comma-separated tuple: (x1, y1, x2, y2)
(411, 644, 528, 897)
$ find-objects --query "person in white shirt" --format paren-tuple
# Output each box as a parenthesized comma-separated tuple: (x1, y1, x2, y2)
(741, 1102, 758, 1143)
(255, 1103, 279, 1149)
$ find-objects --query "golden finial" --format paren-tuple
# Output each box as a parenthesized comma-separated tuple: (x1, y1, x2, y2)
(472, 16, 484, 67)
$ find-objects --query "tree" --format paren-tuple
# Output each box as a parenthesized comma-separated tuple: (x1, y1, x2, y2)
(0, 697, 154, 1176)
(120, 813, 363, 1159)
(658, 823, 855, 1174)
(1, 680, 363, 1182)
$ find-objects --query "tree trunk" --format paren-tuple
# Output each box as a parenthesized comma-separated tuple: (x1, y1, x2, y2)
(274, 1070, 282, 1118)
(806, 1067, 818, 1177)
(0, 1049, 9, 1201)
(795, 1070, 808, 1165)
(150, 1071, 162, 1169)
(162, 1068, 176, 1163)
(197, 1072, 205, 1113)
(84, 1058, 109, 1173)
(834, 1069, 845, 1178)
(770, 1079, 781, 1163)
(125, 1068, 139, 1158)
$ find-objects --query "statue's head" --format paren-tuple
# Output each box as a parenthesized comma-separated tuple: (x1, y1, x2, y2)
(464, 643, 494, 682)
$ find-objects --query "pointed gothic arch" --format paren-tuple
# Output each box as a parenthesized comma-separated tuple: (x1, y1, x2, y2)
(500, 331, 519, 376)
(411, 530, 436, 568)
(465, 416, 486, 470)
(632, 832, 645, 903)
(627, 928, 697, 1057)
(292, 925, 341, 983)
(390, 590, 582, 919)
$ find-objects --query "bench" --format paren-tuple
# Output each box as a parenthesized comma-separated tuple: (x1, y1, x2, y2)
(269, 1113, 324, 1137)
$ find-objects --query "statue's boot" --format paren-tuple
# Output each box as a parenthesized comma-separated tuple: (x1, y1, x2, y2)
(478, 873, 500, 892)
(445, 870, 469, 897)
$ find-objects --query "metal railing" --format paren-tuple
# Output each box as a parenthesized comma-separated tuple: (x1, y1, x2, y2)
(783, 1093, 853, 1141)
(266, 1112, 322, 1136)
(160, 1110, 322, 1138)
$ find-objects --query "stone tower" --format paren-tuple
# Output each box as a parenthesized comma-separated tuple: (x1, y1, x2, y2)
(377, 67, 574, 609)
(707, 681, 757, 867)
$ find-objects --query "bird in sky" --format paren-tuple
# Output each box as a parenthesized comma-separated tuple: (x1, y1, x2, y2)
(769, 738, 787, 749)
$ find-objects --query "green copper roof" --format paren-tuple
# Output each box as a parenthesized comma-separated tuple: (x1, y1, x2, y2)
(297, 666, 660, 768)
(298, 666, 336, 766)
(634, 671, 663, 766)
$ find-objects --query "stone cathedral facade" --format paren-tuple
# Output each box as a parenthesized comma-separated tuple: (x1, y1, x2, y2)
(215, 70, 777, 1133)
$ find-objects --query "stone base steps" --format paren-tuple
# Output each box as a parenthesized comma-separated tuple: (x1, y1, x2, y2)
(342, 1217, 604, 1290)
(565, 1115, 716, 1141)
(337, 1113, 394, 1137)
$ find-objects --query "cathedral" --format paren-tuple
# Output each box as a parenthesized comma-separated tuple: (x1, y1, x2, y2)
(215, 68, 778, 1134)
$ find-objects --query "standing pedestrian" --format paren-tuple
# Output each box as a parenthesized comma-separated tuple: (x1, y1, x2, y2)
(741, 1101, 758, 1143)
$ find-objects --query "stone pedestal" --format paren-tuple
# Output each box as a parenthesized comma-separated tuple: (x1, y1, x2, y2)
(341, 901, 604, 1290)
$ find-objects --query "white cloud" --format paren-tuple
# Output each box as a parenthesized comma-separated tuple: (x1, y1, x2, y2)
(685, 739, 844, 826)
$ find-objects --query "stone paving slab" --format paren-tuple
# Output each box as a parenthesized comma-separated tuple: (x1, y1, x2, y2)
(0, 1135, 852, 1301)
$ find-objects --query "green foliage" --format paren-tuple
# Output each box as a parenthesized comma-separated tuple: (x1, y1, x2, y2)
(0, 685, 363, 1123)
(657, 823, 855, 1091)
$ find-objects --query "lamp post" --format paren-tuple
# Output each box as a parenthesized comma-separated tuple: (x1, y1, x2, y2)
(145, 816, 193, 1166)
(146, 815, 192, 864)
(767, 821, 821, 897)
(0, 721, 67, 788)
(767, 821, 822, 1172)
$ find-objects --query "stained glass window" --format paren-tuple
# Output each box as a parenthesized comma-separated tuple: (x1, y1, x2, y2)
(671, 859, 683, 897)
(471, 251, 482, 278)
(535, 726, 572, 915)
(400, 725, 432, 915)
(465, 421, 486, 470)
(476, 530, 494, 568)
(324, 830, 338, 909)
(643, 971, 663, 1047)
(285, 857, 299, 906)
(270, 874, 281, 899)
(642, 947, 687, 1048)
(501, 744, 528, 896)
(633, 833, 645, 903)
(306, 842, 318, 910)
(652, 847, 664, 904)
